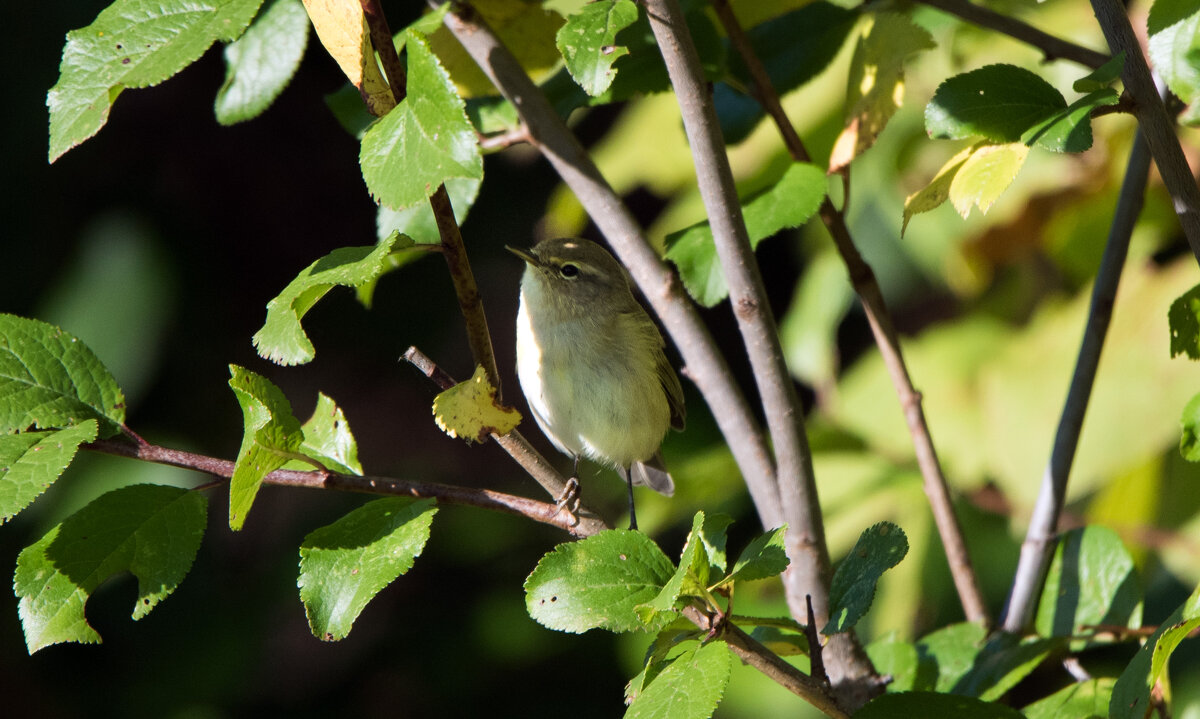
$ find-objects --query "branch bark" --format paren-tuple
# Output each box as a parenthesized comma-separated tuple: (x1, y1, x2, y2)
(1002, 129, 1151, 633)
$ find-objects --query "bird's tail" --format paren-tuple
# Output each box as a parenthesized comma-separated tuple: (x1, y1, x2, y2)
(631, 452, 675, 496)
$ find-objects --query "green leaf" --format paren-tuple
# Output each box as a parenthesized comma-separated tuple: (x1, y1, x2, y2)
(215, 0, 309, 125)
(1023, 678, 1114, 719)
(557, 0, 639, 96)
(913, 621, 989, 692)
(902, 144, 974, 235)
(1074, 52, 1124, 92)
(749, 625, 810, 657)
(251, 232, 409, 365)
(227, 365, 304, 530)
(0, 421, 98, 523)
(866, 634, 919, 691)
(636, 512, 708, 627)
(298, 392, 362, 475)
(780, 249, 855, 388)
(525, 530, 676, 633)
(1148, 0, 1200, 117)
(14, 485, 207, 653)
(1181, 391, 1200, 461)
(948, 142, 1029, 219)
(377, 176, 481, 243)
(298, 498, 437, 641)
(952, 633, 1061, 700)
(360, 31, 483, 210)
(0, 314, 127, 436)
(925, 64, 1067, 144)
(665, 163, 826, 306)
(1168, 283, 1200, 359)
(1111, 582, 1200, 719)
(1034, 526, 1142, 642)
(697, 512, 733, 575)
(47, 0, 264, 162)
(824, 521, 908, 634)
(625, 640, 732, 719)
(857, 692, 1025, 719)
(715, 525, 789, 588)
(1020, 88, 1118, 153)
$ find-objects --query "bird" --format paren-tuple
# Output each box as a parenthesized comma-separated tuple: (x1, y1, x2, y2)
(508, 238, 685, 530)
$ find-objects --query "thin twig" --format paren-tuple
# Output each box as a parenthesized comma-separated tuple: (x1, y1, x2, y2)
(1090, 0, 1200, 263)
(436, 0, 784, 529)
(711, 0, 990, 629)
(915, 0, 1110, 68)
(1002, 130, 1152, 633)
(86, 438, 601, 536)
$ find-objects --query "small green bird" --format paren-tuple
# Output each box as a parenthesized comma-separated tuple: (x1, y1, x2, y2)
(508, 238, 685, 530)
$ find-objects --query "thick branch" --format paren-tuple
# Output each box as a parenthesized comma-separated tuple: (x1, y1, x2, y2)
(436, 1, 783, 528)
(710, 0, 989, 630)
(1090, 0, 1200, 262)
(1002, 130, 1151, 633)
(642, 0, 831, 632)
(87, 438, 603, 536)
(916, 0, 1110, 68)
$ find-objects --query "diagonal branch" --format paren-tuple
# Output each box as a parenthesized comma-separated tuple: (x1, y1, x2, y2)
(915, 0, 1110, 68)
(710, 0, 989, 628)
(435, 0, 784, 529)
(1002, 130, 1151, 633)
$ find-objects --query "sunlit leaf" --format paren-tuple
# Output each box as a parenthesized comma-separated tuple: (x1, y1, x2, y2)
(824, 522, 909, 634)
(1035, 526, 1142, 642)
(0, 421, 98, 523)
(298, 392, 362, 475)
(1023, 678, 1114, 719)
(1111, 582, 1200, 719)
(948, 142, 1029, 218)
(625, 640, 732, 719)
(432, 365, 521, 443)
(301, 0, 394, 115)
(227, 365, 303, 530)
(556, 0, 638, 96)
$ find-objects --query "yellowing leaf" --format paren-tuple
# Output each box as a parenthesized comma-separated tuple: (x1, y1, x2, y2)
(428, 0, 564, 97)
(902, 144, 973, 235)
(949, 142, 1029, 218)
(301, 0, 394, 115)
(829, 12, 934, 173)
(432, 366, 521, 443)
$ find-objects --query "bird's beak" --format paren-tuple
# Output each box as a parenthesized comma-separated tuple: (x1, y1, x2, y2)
(505, 245, 538, 265)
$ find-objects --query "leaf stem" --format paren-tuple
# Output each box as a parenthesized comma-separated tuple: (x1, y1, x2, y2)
(1001, 129, 1151, 633)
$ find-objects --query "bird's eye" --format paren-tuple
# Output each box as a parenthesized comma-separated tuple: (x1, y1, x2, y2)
(559, 263, 580, 279)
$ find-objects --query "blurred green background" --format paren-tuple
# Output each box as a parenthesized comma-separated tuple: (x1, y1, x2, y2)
(6, 0, 1200, 717)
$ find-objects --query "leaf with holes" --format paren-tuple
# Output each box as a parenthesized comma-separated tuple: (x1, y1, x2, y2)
(556, 0, 639, 96)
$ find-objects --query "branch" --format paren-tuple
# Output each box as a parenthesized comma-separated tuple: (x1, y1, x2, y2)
(361, 0, 502, 393)
(915, 0, 1110, 69)
(87, 438, 602, 536)
(1090, 0, 1200, 263)
(435, 1, 784, 529)
(1001, 129, 1151, 633)
(642, 0, 832, 631)
(709, 0, 989, 629)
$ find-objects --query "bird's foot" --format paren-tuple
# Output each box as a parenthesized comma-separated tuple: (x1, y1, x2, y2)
(553, 476, 582, 527)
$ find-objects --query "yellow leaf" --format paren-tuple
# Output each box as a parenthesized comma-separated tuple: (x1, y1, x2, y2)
(949, 142, 1029, 218)
(902, 143, 974, 235)
(301, 0, 395, 115)
(432, 366, 522, 443)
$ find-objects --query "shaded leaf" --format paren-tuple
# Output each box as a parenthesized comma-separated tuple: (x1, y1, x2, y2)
(1074, 52, 1124, 92)
(431, 365, 521, 443)
(1182, 392, 1200, 461)
(557, 0, 639, 96)
(715, 525, 789, 588)
(625, 640, 732, 719)
(227, 365, 304, 530)
(1020, 89, 1118, 153)
(857, 692, 1024, 719)
(952, 633, 1061, 700)
(216, 0, 310, 124)
(299, 498, 437, 640)
(301, 0, 394, 115)
(48, 0, 263, 161)
(1035, 526, 1142, 642)
(0, 314, 126, 436)
(525, 530, 675, 633)
(377, 176, 481, 243)
(913, 621, 988, 692)
(1168, 283, 1200, 359)
(749, 625, 810, 657)
(866, 634, 919, 691)
(360, 31, 483, 210)
(0, 421, 98, 524)
(1111, 582, 1200, 718)
(252, 232, 409, 365)
(925, 64, 1067, 143)
(14, 485, 207, 652)
(780, 249, 855, 388)
(824, 521, 909, 634)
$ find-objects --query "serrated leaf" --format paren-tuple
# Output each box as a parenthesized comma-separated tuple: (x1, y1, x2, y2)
(525, 530, 676, 633)
(902, 144, 974, 235)
(298, 498, 436, 640)
(636, 512, 707, 626)
(1169, 283, 1200, 358)
(301, 0, 394, 115)
(714, 525, 789, 588)
(0, 421, 98, 523)
(0, 314, 126, 436)
(626, 624, 704, 704)
(1074, 52, 1124, 92)
(925, 64, 1067, 143)
(47, 0, 264, 162)
(1035, 526, 1142, 642)
(824, 521, 908, 634)
(829, 11, 935, 172)
(299, 393, 362, 475)
(665, 163, 826, 306)
(227, 365, 304, 530)
(14, 485, 207, 653)
(216, 0, 310, 124)
(1023, 677, 1114, 719)
(360, 31, 483, 210)
(1148, 0, 1200, 116)
(377, 176, 481, 243)
(252, 232, 408, 365)
(1110, 582, 1200, 718)
(1020, 88, 1118, 153)
(625, 640, 732, 719)
(948, 142, 1029, 218)
(431, 365, 521, 443)
(857, 692, 1025, 719)
(557, 0, 638, 96)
